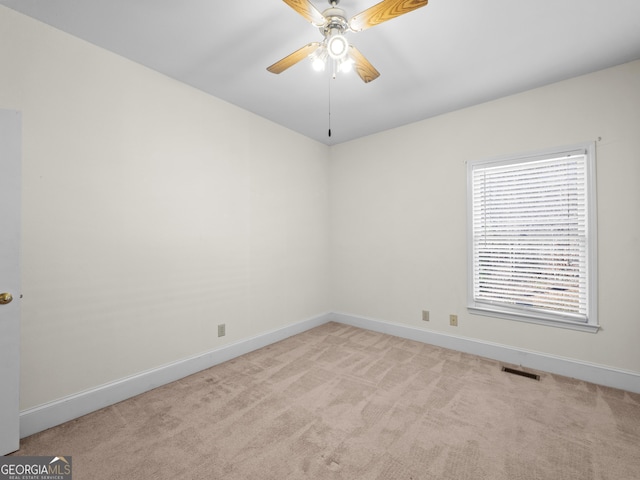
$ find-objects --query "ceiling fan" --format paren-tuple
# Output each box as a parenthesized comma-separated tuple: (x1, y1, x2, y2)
(267, 0, 429, 83)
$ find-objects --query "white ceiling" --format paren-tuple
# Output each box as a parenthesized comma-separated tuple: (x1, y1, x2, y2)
(2, 0, 640, 145)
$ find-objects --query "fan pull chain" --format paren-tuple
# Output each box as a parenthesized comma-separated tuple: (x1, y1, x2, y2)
(328, 71, 332, 137)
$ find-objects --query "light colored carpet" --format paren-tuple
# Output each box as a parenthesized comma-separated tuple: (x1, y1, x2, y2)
(12, 322, 640, 479)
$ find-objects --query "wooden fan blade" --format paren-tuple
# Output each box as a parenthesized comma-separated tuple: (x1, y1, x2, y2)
(349, 45, 380, 83)
(282, 0, 326, 26)
(267, 42, 322, 74)
(349, 0, 428, 32)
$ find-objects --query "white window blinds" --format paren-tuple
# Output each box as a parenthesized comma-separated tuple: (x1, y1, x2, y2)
(468, 145, 597, 329)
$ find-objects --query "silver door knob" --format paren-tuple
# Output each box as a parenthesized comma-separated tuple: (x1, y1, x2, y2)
(0, 292, 13, 305)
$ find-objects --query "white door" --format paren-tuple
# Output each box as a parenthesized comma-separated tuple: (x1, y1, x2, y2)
(0, 109, 21, 455)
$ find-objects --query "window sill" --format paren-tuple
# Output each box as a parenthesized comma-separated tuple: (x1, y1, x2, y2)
(468, 305, 600, 333)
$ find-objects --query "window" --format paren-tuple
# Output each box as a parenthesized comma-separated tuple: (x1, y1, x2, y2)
(467, 143, 598, 332)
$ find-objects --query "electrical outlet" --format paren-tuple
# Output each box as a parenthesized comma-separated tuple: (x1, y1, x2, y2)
(449, 314, 458, 327)
(218, 324, 226, 337)
(422, 310, 430, 322)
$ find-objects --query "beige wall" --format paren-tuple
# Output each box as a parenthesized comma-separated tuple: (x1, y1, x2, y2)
(2, 5, 639, 411)
(330, 59, 640, 373)
(0, 7, 330, 410)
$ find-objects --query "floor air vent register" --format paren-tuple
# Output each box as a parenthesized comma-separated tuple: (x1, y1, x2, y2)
(501, 366, 541, 381)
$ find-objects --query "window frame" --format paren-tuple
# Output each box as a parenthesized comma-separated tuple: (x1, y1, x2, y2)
(466, 143, 599, 333)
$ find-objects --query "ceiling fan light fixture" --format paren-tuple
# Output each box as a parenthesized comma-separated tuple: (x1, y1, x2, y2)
(311, 47, 328, 71)
(312, 57, 326, 71)
(327, 34, 348, 59)
(338, 56, 354, 73)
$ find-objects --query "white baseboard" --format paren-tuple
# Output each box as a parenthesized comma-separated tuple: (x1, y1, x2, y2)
(20, 310, 640, 439)
(331, 312, 640, 394)
(19, 312, 333, 438)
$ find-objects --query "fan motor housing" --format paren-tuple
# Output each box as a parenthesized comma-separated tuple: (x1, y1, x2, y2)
(321, 7, 348, 35)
